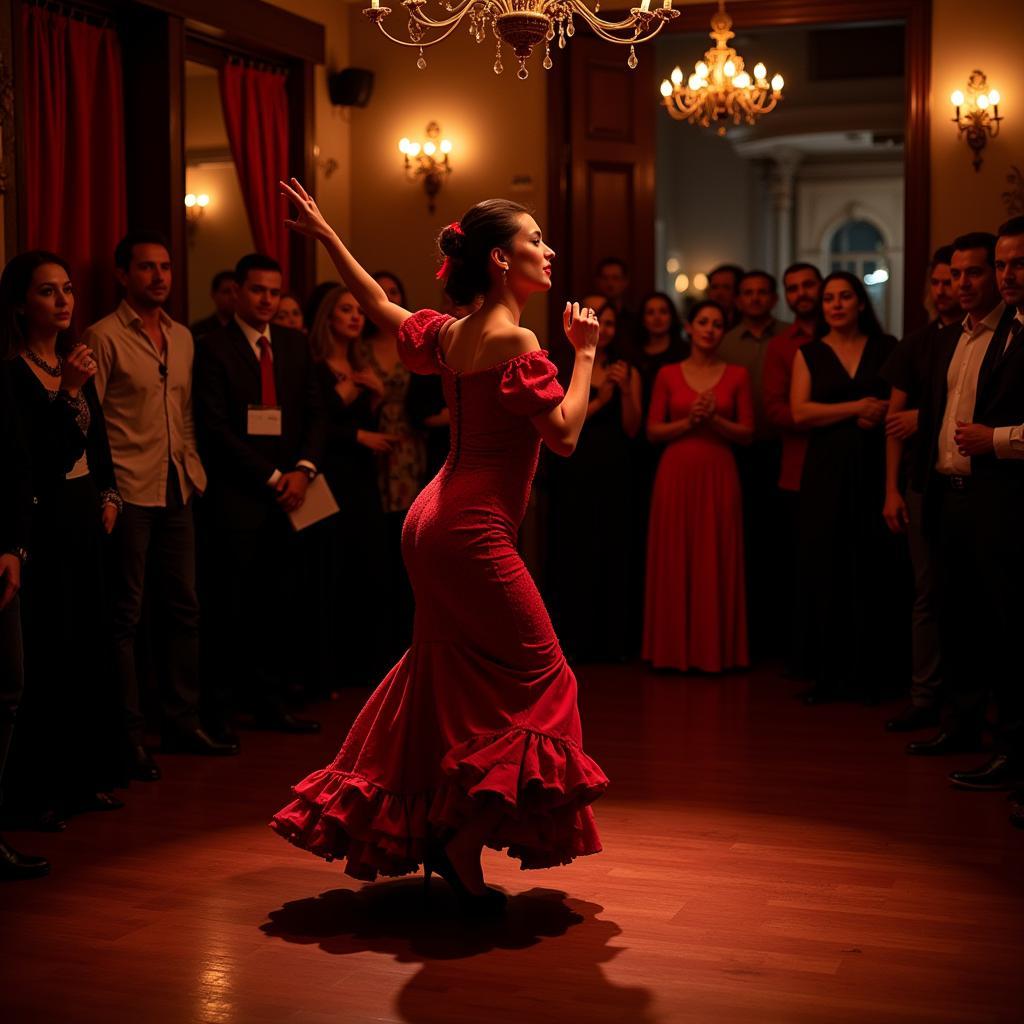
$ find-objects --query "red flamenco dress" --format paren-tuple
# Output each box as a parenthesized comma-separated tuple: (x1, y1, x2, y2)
(642, 362, 752, 672)
(271, 310, 608, 879)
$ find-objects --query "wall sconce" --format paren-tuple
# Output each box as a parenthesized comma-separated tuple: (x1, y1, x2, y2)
(184, 192, 210, 223)
(950, 70, 1003, 172)
(398, 121, 452, 214)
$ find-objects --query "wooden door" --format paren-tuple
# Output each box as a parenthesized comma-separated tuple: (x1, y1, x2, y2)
(547, 35, 656, 344)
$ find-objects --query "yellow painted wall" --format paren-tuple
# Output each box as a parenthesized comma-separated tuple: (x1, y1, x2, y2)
(929, 0, 1024, 246)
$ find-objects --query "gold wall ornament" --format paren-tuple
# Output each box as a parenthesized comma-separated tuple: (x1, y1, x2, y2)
(399, 122, 453, 213)
(363, 0, 678, 81)
(950, 70, 1003, 172)
(658, 0, 783, 136)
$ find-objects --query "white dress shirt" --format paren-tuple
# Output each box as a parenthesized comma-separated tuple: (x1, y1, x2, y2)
(936, 302, 1006, 475)
(992, 309, 1024, 460)
(232, 314, 316, 485)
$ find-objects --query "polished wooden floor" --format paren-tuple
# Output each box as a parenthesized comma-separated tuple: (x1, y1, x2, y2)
(3, 663, 1022, 1023)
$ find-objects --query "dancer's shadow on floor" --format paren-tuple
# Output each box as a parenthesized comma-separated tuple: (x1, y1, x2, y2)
(262, 881, 655, 1023)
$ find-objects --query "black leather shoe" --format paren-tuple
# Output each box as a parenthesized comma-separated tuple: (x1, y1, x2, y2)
(0, 837, 50, 880)
(252, 712, 320, 734)
(906, 730, 984, 756)
(162, 727, 239, 756)
(128, 745, 161, 781)
(886, 704, 940, 733)
(949, 754, 1023, 791)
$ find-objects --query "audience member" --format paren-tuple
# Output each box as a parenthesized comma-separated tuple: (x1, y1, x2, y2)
(791, 271, 903, 704)
(273, 292, 306, 332)
(307, 286, 395, 690)
(595, 257, 636, 342)
(0, 358, 48, 878)
(706, 264, 744, 330)
(644, 300, 753, 672)
(0, 251, 124, 829)
(907, 225, 1023, 794)
(190, 270, 236, 341)
(350, 272, 424, 659)
(194, 253, 325, 734)
(880, 246, 959, 734)
(547, 300, 641, 663)
(83, 232, 234, 778)
(761, 263, 822, 668)
(720, 269, 789, 657)
(303, 280, 340, 334)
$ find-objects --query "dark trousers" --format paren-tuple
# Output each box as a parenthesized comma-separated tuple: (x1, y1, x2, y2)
(0, 595, 24, 808)
(933, 478, 1024, 754)
(111, 473, 200, 743)
(206, 511, 301, 720)
(905, 486, 942, 708)
(735, 439, 782, 659)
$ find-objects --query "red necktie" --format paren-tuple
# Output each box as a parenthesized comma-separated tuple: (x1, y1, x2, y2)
(257, 336, 277, 406)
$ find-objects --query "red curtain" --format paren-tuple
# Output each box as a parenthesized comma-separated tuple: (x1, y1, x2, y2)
(219, 61, 291, 282)
(20, 4, 127, 331)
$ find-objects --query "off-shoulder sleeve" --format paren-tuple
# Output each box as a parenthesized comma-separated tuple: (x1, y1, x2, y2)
(397, 309, 453, 375)
(497, 351, 564, 417)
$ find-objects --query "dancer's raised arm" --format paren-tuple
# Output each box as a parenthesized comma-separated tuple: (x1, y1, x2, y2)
(280, 178, 411, 335)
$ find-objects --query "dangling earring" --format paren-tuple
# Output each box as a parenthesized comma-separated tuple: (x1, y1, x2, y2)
(502, 265, 508, 286)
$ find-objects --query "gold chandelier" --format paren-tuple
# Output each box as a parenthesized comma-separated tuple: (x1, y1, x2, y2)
(363, 0, 679, 81)
(659, 1, 783, 135)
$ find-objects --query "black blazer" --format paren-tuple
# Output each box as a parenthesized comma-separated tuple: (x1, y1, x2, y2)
(194, 319, 326, 529)
(0, 361, 32, 556)
(8, 358, 118, 523)
(915, 306, 1024, 519)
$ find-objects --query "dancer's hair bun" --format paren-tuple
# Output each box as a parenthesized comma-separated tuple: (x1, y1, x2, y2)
(438, 223, 466, 259)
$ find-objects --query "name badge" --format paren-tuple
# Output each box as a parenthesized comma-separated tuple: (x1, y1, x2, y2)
(247, 405, 282, 436)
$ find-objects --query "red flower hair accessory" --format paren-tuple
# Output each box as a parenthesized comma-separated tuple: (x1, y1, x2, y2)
(436, 221, 464, 281)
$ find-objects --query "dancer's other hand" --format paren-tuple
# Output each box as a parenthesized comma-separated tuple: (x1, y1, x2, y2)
(281, 178, 332, 241)
(562, 301, 599, 353)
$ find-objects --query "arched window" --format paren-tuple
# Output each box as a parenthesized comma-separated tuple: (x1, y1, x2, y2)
(828, 218, 889, 324)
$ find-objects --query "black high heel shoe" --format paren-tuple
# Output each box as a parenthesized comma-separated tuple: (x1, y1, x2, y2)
(423, 844, 507, 917)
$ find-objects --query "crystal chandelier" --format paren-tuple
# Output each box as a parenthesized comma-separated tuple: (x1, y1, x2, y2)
(659, 1, 783, 135)
(363, 0, 679, 81)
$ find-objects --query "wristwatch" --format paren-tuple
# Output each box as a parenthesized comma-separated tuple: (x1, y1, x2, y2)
(7, 546, 29, 566)
(295, 465, 317, 482)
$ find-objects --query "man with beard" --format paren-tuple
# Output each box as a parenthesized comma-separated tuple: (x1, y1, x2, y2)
(761, 263, 822, 669)
(880, 246, 960, 733)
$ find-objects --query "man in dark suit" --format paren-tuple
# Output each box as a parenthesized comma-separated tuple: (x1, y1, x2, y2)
(190, 270, 237, 341)
(907, 227, 1024, 792)
(194, 254, 325, 733)
(0, 362, 49, 879)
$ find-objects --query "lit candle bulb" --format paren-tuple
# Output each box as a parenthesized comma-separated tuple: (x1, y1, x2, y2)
(733, 71, 750, 89)
(695, 60, 708, 78)
(399, 137, 410, 154)
(989, 89, 1000, 108)
(977, 93, 990, 110)
(640, 0, 650, 10)
(950, 90, 964, 108)
(671, 66, 683, 86)
(754, 62, 766, 80)
(371, 0, 379, 8)
(688, 73, 702, 91)
(724, 59, 736, 78)
(660, 80, 673, 97)
(440, 139, 453, 154)
(771, 73, 784, 92)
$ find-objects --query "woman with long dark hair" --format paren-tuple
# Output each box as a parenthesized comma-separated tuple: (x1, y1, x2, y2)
(271, 179, 608, 913)
(0, 251, 124, 829)
(790, 271, 905, 703)
(643, 300, 753, 672)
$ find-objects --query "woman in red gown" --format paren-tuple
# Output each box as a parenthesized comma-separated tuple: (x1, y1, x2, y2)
(643, 300, 754, 673)
(271, 180, 608, 912)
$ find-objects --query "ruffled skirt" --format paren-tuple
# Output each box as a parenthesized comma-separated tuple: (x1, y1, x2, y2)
(270, 642, 608, 881)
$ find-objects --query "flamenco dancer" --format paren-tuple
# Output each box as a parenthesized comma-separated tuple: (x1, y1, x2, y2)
(271, 179, 609, 914)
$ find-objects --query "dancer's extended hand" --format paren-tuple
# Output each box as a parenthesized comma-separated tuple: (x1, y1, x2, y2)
(281, 178, 332, 240)
(562, 302, 599, 353)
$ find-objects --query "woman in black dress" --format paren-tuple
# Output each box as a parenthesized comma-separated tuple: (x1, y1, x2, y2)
(307, 285, 396, 690)
(0, 251, 124, 829)
(546, 302, 642, 661)
(790, 271, 907, 703)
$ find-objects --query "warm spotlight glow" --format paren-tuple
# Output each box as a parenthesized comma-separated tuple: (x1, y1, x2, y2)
(950, 90, 965, 107)
(423, 141, 436, 156)
(407, 142, 421, 157)
(197, 194, 210, 208)
(666, 257, 680, 274)
(399, 137, 411, 154)
(440, 139, 453, 154)
(674, 273, 690, 293)
(693, 272, 709, 291)
(988, 89, 1000, 106)
(184, 193, 197, 208)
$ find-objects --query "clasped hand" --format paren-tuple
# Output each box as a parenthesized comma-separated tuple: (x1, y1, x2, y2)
(690, 391, 716, 424)
(61, 343, 97, 394)
(954, 420, 994, 457)
(563, 301, 599, 352)
(856, 396, 888, 431)
(275, 470, 309, 512)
